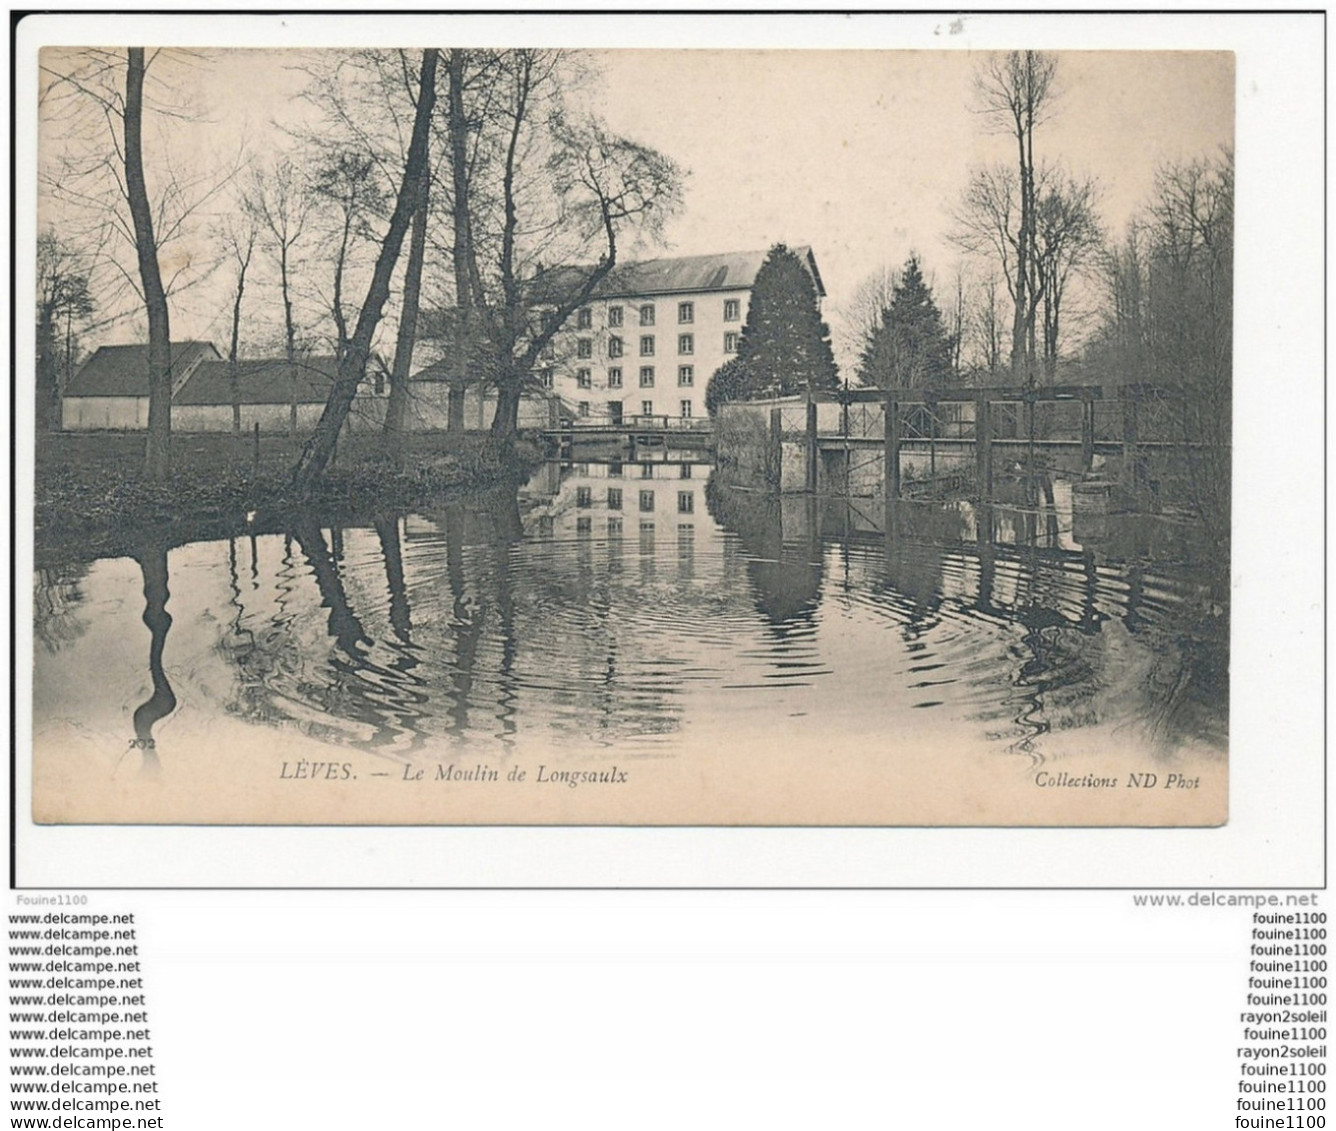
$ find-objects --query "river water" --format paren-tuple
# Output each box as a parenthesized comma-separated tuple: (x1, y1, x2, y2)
(32, 456, 1229, 825)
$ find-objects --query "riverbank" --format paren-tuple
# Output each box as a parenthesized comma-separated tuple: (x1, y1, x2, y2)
(33, 430, 541, 565)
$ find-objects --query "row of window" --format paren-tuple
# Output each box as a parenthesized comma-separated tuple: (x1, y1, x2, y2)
(575, 299, 741, 330)
(577, 400, 694, 418)
(577, 333, 741, 359)
(574, 487, 696, 514)
(576, 365, 699, 389)
(538, 516, 695, 538)
(576, 333, 739, 361)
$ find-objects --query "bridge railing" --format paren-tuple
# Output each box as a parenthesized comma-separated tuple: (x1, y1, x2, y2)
(562, 413, 712, 431)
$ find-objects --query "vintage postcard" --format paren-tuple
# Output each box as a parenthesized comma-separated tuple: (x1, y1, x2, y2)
(28, 40, 1232, 827)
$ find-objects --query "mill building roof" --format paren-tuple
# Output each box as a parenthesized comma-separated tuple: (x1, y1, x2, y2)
(532, 245, 825, 304)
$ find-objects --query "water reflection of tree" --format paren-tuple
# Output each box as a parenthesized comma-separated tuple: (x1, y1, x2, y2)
(289, 518, 430, 751)
(33, 563, 90, 653)
(1124, 570, 1229, 754)
(705, 473, 822, 627)
(1005, 551, 1226, 757)
(129, 543, 176, 773)
(291, 519, 372, 656)
(439, 484, 524, 741)
(374, 516, 413, 644)
(221, 535, 309, 728)
(878, 499, 1227, 758)
(881, 501, 971, 605)
(409, 476, 727, 747)
(488, 487, 522, 739)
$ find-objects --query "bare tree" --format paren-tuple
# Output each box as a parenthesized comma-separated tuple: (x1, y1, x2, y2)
(970, 271, 1006, 379)
(1033, 171, 1102, 378)
(1085, 150, 1232, 539)
(310, 148, 386, 362)
(836, 263, 900, 382)
(36, 229, 95, 431)
(447, 51, 682, 443)
(245, 158, 313, 436)
(947, 261, 968, 377)
(216, 210, 258, 434)
(953, 161, 1101, 381)
(1145, 150, 1233, 538)
(1097, 225, 1148, 370)
(292, 48, 440, 490)
(971, 50, 1058, 384)
(446, 49, 478, 316)
(40, 48, 233, 476)
(951, 163, 1022, 357)
(291, 48, 497, 446)
(389, 47, 505, 441)
(383, 158, 428, 443)
(123, 48, 172, 478)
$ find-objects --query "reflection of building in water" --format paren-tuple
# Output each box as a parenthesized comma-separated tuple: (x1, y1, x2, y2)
(222, 462, 758, 755)
(35, 450, 1229, 784)
(509, 458, 716, 554)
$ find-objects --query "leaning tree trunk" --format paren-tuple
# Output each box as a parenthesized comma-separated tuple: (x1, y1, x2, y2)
(292, 48, 439, 492)
(125, 48, 173, 480)
(384, 157, 430, 447)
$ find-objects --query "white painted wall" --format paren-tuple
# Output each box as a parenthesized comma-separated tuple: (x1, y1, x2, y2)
(65, 397, 387, 434)
(62, 397, 149, 430)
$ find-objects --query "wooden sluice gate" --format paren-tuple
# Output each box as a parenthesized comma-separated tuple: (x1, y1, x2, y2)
(729, 383, 1178, 514)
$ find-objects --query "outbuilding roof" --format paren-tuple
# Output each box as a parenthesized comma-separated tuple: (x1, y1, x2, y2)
(65, 341, 220, 398)
(409, 359, 470, 386)
(174, 356, 342, 406)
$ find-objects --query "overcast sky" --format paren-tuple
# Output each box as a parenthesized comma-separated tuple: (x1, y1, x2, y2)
(38, 45, 1233, 366)
(592, 50, 1232, 299)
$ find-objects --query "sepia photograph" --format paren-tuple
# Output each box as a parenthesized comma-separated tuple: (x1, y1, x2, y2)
(28, 42, 1234, 827)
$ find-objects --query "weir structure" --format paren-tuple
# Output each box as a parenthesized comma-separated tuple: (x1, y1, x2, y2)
(721, 382, 1189, 508)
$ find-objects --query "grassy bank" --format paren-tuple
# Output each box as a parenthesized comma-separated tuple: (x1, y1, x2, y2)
(34, 429, 541, 563)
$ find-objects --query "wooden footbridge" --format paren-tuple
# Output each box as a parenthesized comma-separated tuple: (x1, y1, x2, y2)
(541, 412, 715, 456)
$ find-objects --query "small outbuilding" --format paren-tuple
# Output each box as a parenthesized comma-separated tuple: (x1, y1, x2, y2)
(61, 341, 220, 431)
(173, 356, 386, 433)
(408, 360, 563, 432)
(61, 344, 389, 433)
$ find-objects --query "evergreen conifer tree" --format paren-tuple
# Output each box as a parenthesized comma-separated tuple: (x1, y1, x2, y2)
(739, 244, 839, 396)
(858, 254, 955, 389)
(706, 244, 837, 413)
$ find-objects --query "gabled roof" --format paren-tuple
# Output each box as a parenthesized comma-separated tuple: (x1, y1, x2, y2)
(66, 341, 220, 398)
(174, 357, 342, 406)
(408, 360, 560, 400)
(409, 359, 469, 386)
(533, 245, 824, 303)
